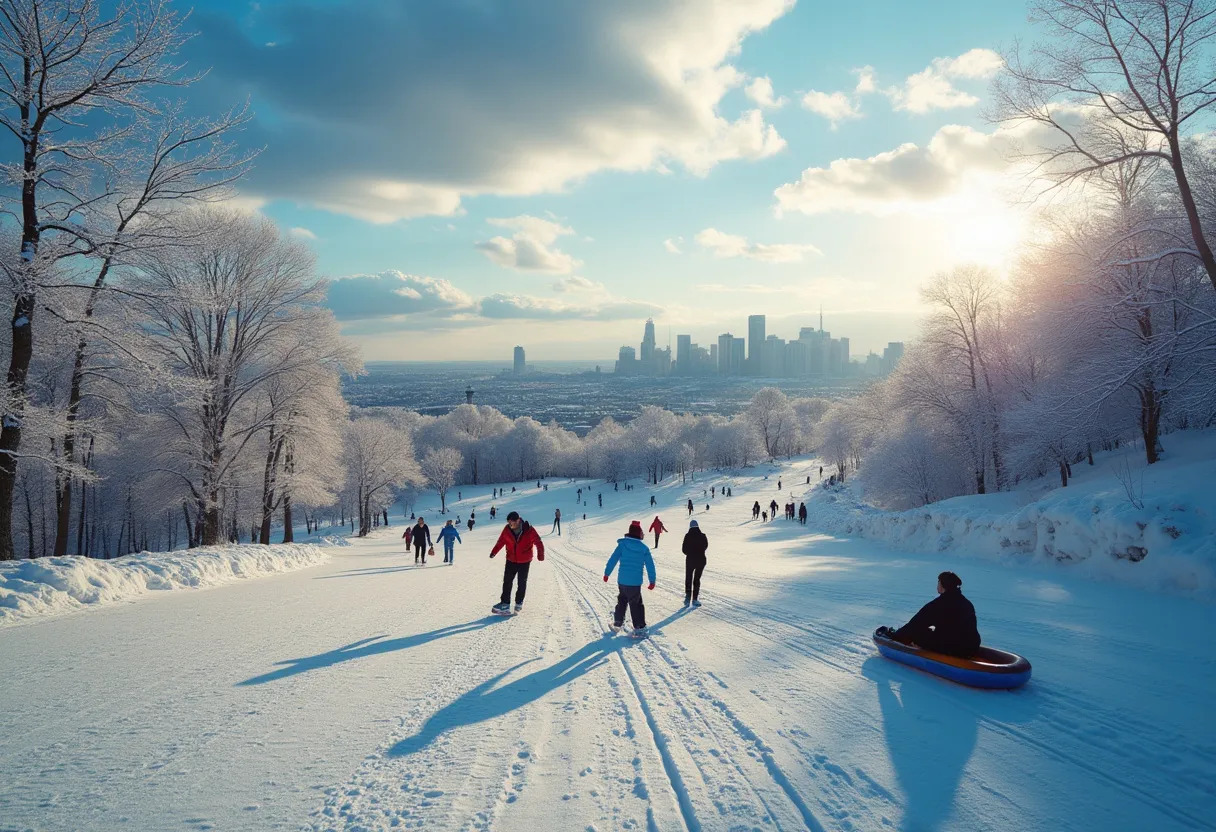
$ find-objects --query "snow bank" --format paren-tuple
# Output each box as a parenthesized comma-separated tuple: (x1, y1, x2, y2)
(0, 543, 329, 626)
(806, 430, 1216, 598)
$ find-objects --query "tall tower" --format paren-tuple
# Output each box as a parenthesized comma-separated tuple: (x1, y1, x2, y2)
(513, 345, 526, 375)
(748, 314, 766, 376)
(465, 387, 475, 404)
(640, 318, 656, 362)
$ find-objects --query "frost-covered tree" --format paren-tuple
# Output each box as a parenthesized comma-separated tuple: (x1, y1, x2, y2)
(342, 418, 421, 536)
(0, 0, 198, 559)
(420, 447, 463, 513)
(747, 387, 798, 459)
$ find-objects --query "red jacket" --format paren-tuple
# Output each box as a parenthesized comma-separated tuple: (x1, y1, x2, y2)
(491, 521, 545, 563)
(649, 518, 667, 534)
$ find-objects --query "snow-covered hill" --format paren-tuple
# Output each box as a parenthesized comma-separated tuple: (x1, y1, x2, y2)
(0, 542, 329, 626)
(807, 429, 1216, 598)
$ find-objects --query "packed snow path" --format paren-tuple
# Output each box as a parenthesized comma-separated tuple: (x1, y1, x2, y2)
(1, 467, 1213, 831)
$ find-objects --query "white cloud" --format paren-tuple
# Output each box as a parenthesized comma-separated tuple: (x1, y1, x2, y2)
(664, 237, 683, 254)
(800, 90, 862, 127)
(773, 120, 1048, 216)
(886, 48, 1003, 114)
(476, 215, 582, 273)
(289, 226, 317, 240)
(193, 0, 793, 222)
(479, 293, 662, 321)
(552, 275, 605, 293)
(745, 76, 787, 110)
(327, 270, 476, 320)
(694, 227, 821, 262)
(854, 65, 877, 94)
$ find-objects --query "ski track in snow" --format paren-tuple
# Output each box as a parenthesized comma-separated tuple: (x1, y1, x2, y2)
(1, 460, 1213, 831)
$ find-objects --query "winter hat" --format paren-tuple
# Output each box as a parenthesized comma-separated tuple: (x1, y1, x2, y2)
(627, 520, 644, 539)
(506, 511, 521, 522)
(689, 519, 699, 528)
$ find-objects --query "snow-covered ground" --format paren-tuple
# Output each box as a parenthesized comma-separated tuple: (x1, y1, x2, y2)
(0, 542, 329, 627)
(809, 429, 1216, 599)
(0, 465, 1213, 831)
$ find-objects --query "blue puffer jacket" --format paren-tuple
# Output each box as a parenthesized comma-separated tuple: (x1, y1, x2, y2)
(604, 537, 656, 587)
(436, 525, 462, 545)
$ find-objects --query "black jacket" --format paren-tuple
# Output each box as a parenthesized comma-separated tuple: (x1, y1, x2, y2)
(895, 588, 980, 653)
(681, 528, 708, 560)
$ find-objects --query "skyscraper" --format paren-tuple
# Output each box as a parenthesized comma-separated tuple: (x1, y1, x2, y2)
(730, 338, 745, 375)
(748, 314, 765, 376)
(640, 318, 656, 362)
(676, 334, 691, 374)
(513, 345, 526, 375)
(717, 333, 735, 375)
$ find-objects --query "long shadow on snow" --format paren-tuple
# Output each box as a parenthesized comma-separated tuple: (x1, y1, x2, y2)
(316, 563, 455, 579)
(861, 656, 979, 831)
(387, 608, 690, 758)
(237, 617, 507, 686)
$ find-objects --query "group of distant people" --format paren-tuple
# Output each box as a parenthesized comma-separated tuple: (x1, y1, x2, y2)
(751, 498, 806, 524)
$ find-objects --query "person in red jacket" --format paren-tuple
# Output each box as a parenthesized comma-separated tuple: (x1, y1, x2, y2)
(490, 511, 545, 614)
(648, 515, 668, 548)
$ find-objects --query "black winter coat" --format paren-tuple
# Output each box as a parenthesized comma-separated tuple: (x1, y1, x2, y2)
(895, 588, 981, 653)
(681, 528, 708, 561)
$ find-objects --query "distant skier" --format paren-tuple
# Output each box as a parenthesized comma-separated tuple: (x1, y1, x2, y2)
(687, 498, 694, 516)
(798, 503, 807, 524)
(553, 508, 562, 536)
(437, 520, 462, 564)
(682, 519, 708, 607)
(650, 495, 656, 507)
(603, 520, 656, 637)
(490, 511, 545, 614)
(882, 571, 981, 656)
(752, 501, 761, 520)
(410, 517, 432, 564)
(648, 516, 668, 548)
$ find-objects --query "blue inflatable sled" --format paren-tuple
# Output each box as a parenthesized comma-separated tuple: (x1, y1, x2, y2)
(873, 628, 1031, 689)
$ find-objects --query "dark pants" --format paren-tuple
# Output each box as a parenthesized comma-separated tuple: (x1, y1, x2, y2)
(414, 541, 426, 562)
(653, 532, 661, 548)
(684, 556, 706, 601)
(613, 584, 646, 628)
(500, 560, 531, 605)
(898, 624, 975, 657)
(553, 519, 561, 535)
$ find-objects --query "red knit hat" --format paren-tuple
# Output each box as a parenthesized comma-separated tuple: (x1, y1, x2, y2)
(627, 520, 644, 539)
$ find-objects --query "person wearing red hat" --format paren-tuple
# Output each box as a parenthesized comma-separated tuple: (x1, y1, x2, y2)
(603, 521, 657, 637)
(490, 511, 545, 614)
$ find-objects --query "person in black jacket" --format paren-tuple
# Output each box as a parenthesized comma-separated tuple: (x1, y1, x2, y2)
(409, 517, 433, 564)
(681, 520, 708, 607)
(886, 571, 980, 656)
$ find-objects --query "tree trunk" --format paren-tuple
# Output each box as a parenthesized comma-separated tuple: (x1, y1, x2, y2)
(22, 477, 35, 558)
(382, 508, 388, 527)
(1140, 384, 1163, 465)
(281, 492, 294, 543)
(1166, 134, 1216, 292)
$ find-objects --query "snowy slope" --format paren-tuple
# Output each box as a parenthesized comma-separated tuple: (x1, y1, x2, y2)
(0, 542, 329, 626)
(0, 470, 1212, 831)
(807, 429, 1216, 598)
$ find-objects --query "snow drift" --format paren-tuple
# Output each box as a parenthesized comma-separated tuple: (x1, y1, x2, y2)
(806, 430, 1216, 598)
(0, 543, 329, 626)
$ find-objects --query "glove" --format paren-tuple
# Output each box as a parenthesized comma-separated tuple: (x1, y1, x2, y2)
(647, 583, 655, 591)
(603, 575, 609, 582)
(489, 553, 496, 559)
(537, 554, 544, 561)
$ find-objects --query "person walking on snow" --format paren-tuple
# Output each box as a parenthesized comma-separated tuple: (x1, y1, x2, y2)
(769, 499, 778, 519)
(409, 517, 432, 564)
(798, 502, 807, 525)
(687, 498, 694, 517)
(553, 508, 562, 536)
(752, 501, 761, 520)
(778, 479, 781, 491)
(598, 493, 603, 507)
(604, 521, 656, 636)
(682, 519, 708, 607)
(650, 495, 656, 507)
(649, 515, 668, 548)
(401, 524, 413, 554)
(467, 517, 475, 532)
(490, 511, 545, 614)
(437, 520, 462, 564)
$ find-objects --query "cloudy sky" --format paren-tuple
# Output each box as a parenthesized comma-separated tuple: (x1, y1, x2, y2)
(190, 0, 1036, 362)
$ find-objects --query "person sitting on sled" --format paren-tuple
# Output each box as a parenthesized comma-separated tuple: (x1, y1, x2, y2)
(881, 571, 981, 656)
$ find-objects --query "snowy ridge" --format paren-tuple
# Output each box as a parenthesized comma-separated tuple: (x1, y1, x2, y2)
(806, 430, 1216, 598)
(0, 543, 330, 626)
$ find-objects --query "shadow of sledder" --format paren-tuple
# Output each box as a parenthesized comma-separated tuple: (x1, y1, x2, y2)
(388, 608, 690, 757)
(237, 618, 507, 686)
(862, 657, 978, 831)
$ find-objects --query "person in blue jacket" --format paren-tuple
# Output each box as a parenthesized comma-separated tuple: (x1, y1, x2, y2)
(603, 520, 657, 634)
(437, 520, 462, 564)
